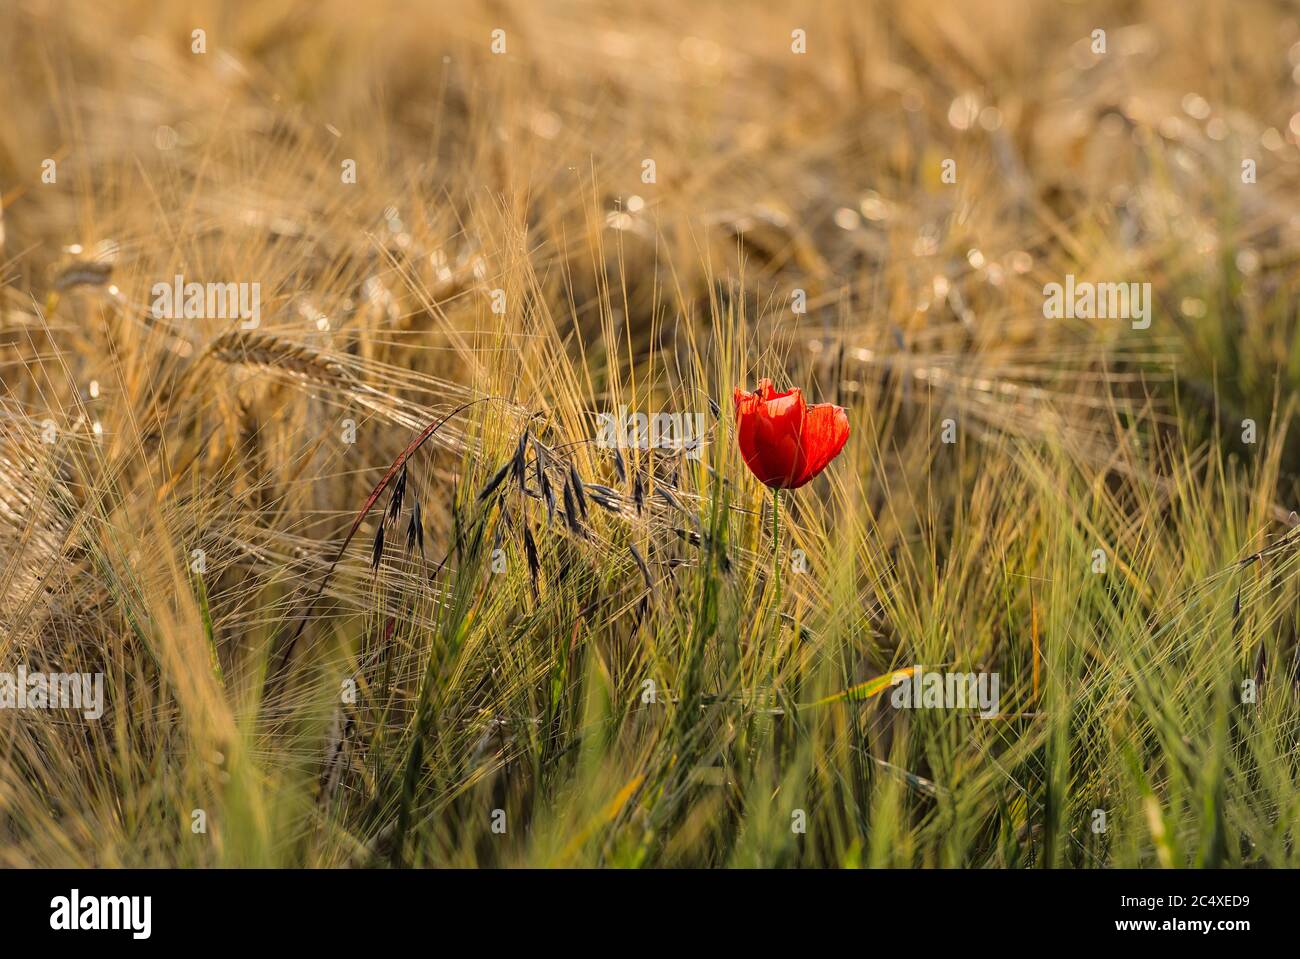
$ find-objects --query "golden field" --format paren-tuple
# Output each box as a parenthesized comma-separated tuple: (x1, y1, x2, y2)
(1, 0, 1299, 866)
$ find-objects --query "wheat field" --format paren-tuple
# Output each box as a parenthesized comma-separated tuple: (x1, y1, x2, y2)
(1, 0, 1299, 868)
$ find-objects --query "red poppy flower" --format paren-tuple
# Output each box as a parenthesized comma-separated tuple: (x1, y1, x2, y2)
(733, 379, 849, 489)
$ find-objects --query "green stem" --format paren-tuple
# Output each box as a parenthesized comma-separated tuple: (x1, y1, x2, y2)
(771, 486, 783, 623)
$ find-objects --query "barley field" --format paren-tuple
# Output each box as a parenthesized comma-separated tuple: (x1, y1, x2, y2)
(1, 0, 1299, 868)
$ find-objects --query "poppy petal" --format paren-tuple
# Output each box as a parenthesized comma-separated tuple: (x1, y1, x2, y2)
(790, 402, 849, 488)
(736, 386, 805, 487)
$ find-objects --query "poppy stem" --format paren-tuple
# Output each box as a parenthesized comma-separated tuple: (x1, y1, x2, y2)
(771, 486, 783, 619)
